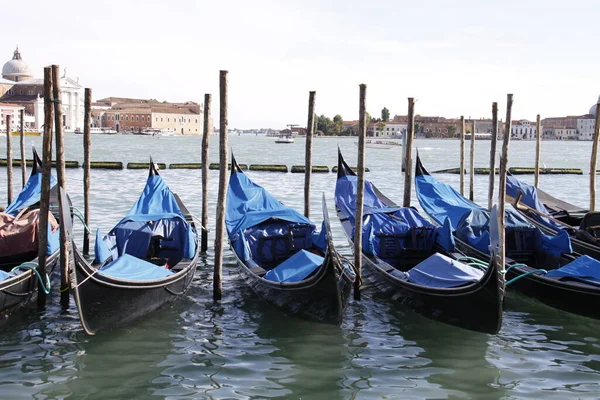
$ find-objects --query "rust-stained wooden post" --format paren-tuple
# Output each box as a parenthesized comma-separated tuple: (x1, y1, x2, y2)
(201, 93, 211, 253)
(488, 102, 498, 211)
(214, 71, 229, 300)
(469, 119, 475, 201)
(5, 114, 13, 205)
(591, 103, 600, 212)
(534, 114, 541, 188)
(354, 83, 367, 301)
(52, 65, 70, 307)
(498, 94, 513, 272)
(20, 109, 25, 187)
(83, 88, 92, 255)
(304, 91, 316, 218)
(403, 98, 415, 207)
(38, 66, 54, 308)
(460, 115, 465, 195)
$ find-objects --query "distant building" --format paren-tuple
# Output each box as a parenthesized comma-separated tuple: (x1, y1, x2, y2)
(511, 120, 537, 140)
(0, 102, 24, 131)
(577, 114, 595, 140)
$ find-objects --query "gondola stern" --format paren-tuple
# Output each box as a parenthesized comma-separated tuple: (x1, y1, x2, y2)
(337, 149, 356, 179)
(32, 146, 42, 175)
(231, 153, 243, 176)
(149, 157, 160, 177)
(415, 153, 430, 177)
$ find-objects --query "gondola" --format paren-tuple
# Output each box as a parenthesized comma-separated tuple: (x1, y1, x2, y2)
(70, 161, 199, 335)
(506, 174, 600, 260)
(334, 151, 503, 334)
(226, 155, 355, 325)
(415, 154, 600, 319)
(0, 149, 62, 317)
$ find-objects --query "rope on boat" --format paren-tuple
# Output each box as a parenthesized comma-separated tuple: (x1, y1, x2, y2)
(505, 269, 548, 286)
(455, 256, 488, 271)
(48, 205, 91, 234)
(504, 263, 529, 274)
(10, 261, 51, 294)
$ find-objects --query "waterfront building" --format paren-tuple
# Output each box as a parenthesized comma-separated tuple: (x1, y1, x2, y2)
(511, 120, 537, 140)
(577, 114, 595, 140)
(0, 102, 24, 131)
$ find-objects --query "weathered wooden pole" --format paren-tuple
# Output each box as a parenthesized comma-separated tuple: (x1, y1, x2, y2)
(354, 83, 367, 301)
(469, 119, 476, 201)
(5, 114, 13, 205)
(403, 98, 415, 207)
(498, 94, 513, 272)
(19, 109, 26, 187)
(38, 66, 54, 308)
(590, 103, 600, 212)
(51, 65, 70, 307)
(201, 93, 211, 253)
(460, 115, 465, 195)
(488, 102, 498, 211)
(83, 88, 92, 255)
(304, 91, 316, 218)
(534, 114, 541, 188)
(214, 71, 229, 300)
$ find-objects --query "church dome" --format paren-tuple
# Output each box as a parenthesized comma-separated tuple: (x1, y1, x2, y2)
(2, 48, 33, 81)
(589, 95, 600, 116)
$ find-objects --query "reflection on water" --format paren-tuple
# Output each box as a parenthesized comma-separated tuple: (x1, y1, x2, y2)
(0, 136, 599, 399)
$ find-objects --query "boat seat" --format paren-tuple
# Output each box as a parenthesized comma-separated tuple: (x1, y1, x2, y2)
(576, 212, 600, 245)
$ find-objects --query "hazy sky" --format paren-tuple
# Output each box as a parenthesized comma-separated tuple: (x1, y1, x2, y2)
(4, 0, 599, 128)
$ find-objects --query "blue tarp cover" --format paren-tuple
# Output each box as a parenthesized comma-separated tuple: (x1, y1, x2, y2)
(226, 171, 314, 237)
(4, 172, 57, 216)
(544, 255, 600, 285)
(506, 175, 565, 231)
(335, 174, 454, 254)
(0, 270, 16, 282)
(99, 253, 174, 280)
(263, 249, 324, 283)
(406, 252, 484, 288)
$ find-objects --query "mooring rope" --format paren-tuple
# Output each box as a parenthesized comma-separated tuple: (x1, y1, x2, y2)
(10, 261, 51, 294)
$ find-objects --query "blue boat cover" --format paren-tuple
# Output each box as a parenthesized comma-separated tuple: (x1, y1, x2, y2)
(544, 255, 600, 285)
(335, 173, 454, 255)
(407, 253, 484, 288)
(94, 174, 196, 264)
(4, 172, 57, 216)
(415, 171, 571, 256)
(506, 175, 566, 231)
(0, 270, 16, 282)
(226, 170, 314, 237)
(99, 254, 174, 280)
(264, 249, 324, 283)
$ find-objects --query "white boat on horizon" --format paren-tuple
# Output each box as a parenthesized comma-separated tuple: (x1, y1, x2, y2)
(354, 139, 402, 149)
(275, 135, 294, 144)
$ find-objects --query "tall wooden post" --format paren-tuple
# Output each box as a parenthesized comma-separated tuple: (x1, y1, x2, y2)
(469, 119, 476, 201)
(83, 88, 92, 255)
(38, 66, 54, 308)
(534, 114, 542, 188)
(403, 98, 415, 207)
(5, 115, 13, 205)
(591, 103, 600, 212)
(498, 94, 513, 272)
(201, 93, 211, 253)
(214, 71, 229, 300)
(304, 91, 316, 218)
(488, 102, 498, 211)
(52, 65, 70, 307)
(19, 109, 26, 187)
(460, 115, 465, 195)
(354, 84, 367, 301)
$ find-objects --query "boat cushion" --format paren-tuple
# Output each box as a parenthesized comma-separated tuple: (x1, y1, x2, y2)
(99, 254, 174, 280)
(264, 249, 324, 283)
(406, 253, 484, 288)
(544, 255, 600, 285)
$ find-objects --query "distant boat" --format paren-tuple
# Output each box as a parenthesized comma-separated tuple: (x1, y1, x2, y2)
(74, 127, 117, 135)
(354, 139, 402, 149)
(275, 135, 294, 144)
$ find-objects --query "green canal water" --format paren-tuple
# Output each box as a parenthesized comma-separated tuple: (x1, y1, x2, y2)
(0, 134, 599, 399)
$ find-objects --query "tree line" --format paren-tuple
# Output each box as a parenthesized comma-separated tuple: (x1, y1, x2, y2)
(315, 107, 390, 136)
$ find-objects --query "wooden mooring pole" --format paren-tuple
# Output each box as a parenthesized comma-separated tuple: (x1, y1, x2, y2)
(488, 102, 498, 211)
(83, 88, 92, 255)
(460, 115, 465, 195)
(534, 114, 541, 188)
(20, 109, 25, 187)
(354, 83, 367, 301)
(590, 103, 600, 212)
(498, 94, 513, 272)
(304, 91, 316, 218)
(5, 115, 13, 205)
(38, 66, 54, 308)
(403, 98, 415, 207)
(469, 119, 475, 201)
(201, 93, 211, 253)
(214, 71, 229, 300)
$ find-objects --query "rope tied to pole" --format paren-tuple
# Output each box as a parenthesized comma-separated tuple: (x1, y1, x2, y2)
(11, 261, 51, 294)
